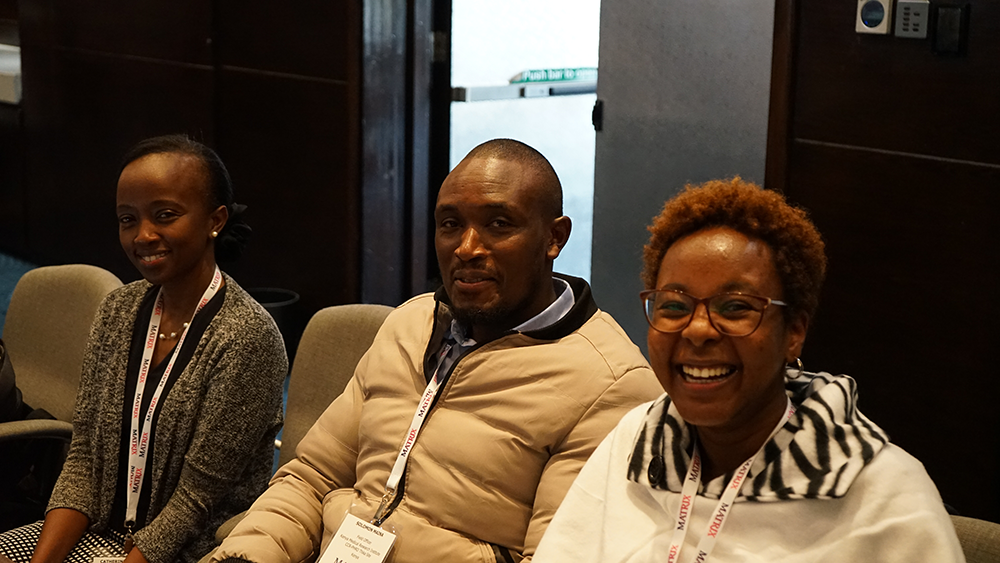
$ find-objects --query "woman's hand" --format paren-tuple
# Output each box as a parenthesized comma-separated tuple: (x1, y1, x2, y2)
(29, 508, 89, 563)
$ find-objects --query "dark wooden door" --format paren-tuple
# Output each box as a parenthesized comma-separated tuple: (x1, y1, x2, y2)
(768, 0, 1000, 521)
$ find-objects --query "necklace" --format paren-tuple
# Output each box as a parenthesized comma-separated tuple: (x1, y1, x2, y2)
(158, 322, 190, 341)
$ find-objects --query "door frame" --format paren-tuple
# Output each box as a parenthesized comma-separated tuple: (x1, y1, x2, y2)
(360, 0, 451, 305)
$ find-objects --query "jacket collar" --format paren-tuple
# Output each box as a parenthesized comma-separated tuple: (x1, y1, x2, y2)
(432, 273, 599, 343)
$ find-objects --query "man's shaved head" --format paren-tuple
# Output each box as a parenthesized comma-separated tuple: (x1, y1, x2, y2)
(435, 139, 572, 342)
(461, 139, 563, 220)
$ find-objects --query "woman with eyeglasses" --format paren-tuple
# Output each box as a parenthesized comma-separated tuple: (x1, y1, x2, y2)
(533, 178, 962, 562)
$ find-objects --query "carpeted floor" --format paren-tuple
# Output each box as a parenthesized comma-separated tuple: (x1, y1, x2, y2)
(0, 252, 36, 337)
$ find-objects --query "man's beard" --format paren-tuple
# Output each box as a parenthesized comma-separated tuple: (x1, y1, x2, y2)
(450, 302, 516, 333)
(447, 268, 549, 336)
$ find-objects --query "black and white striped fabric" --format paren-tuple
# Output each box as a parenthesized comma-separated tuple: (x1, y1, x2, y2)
(627, 371, 889, 502)
(0, 521, 128, 563)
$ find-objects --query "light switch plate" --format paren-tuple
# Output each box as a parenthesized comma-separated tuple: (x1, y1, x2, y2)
(895, 0, 930, 38)
(856, 0, 894, 34)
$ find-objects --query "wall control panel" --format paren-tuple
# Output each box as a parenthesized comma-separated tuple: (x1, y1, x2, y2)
(896, 0, 930, 38)
(856, 0, 967, 50)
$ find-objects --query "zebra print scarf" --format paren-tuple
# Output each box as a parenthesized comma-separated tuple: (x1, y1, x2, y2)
(626, 372, 889, 502)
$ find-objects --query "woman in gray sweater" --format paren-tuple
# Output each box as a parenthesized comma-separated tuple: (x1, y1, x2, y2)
(0, 135, 288, 563)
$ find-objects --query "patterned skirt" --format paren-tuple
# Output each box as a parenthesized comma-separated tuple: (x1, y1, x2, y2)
(0, 521, 128, 563)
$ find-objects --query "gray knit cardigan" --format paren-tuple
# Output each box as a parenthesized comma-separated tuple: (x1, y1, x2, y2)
(47, 274, 287, 563)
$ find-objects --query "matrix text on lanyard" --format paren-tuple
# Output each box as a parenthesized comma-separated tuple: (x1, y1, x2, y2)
(667, 398, 795, 563)
(372, 341, 454, 526)
(125, 266, 223, 531)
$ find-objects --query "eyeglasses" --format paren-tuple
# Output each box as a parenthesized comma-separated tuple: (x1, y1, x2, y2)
(640, 289, 787, 337)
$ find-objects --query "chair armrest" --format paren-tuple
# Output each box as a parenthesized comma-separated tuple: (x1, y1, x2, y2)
(0, 419, 73, 443)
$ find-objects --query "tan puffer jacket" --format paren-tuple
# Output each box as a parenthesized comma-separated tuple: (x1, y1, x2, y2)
(215, 275, 660, 563)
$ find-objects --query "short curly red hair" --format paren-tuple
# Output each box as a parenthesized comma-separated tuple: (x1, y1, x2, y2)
(642, 177, 827, 320)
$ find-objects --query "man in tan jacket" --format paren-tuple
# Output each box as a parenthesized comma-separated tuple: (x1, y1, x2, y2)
(213, 139, 660, 563)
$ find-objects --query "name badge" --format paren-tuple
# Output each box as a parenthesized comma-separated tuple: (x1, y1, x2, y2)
(319, 513, 396, 563)
(93, 558, 125, 563)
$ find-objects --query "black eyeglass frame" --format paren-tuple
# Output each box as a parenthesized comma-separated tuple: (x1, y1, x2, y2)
(640, 289, 788, 337)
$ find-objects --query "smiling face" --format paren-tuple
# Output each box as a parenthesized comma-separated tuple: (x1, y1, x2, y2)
(434, 155, 570, 341)
(647, 226, 807, 436)
(116, 152, 227, 290)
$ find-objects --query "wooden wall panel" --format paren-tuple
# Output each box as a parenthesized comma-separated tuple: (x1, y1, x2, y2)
(216, 1, 350, 81)
(793, 1, 1000, 165)
(18, 0, 211, 64)
(217, 68, 358, 315)
(775, 0, 1000, 521)
(788, 142, 999, 521)
(0, 0, 15, 20)
(19, 0, 212, 64)
(19, 47, 214, 279)
(10, 0, 363, 326)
